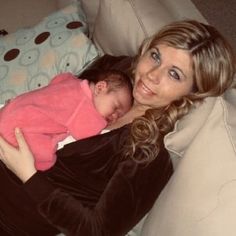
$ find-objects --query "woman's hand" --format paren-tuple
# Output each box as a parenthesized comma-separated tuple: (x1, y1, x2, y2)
(0, 128, 37, 183)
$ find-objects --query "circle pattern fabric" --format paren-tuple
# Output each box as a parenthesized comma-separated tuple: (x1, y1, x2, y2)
(0, 2, 98, 104)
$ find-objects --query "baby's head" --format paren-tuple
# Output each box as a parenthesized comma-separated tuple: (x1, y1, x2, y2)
(92, 69, 133, 125)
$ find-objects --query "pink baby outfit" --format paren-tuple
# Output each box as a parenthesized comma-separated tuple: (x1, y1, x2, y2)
(0, 73, 107, 170)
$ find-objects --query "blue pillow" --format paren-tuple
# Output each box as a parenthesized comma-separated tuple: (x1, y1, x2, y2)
(0, 2, 99, 104)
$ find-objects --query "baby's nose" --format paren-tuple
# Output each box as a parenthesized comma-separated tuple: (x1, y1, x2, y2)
(112, 112, 119, 120)
(109, 113, 119, 123)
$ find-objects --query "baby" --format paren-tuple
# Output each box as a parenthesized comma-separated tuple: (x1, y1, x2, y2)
(0, 70, 133, 170)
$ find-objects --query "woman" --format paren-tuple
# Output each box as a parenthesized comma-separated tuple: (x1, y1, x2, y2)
(0, 20, 235, 236)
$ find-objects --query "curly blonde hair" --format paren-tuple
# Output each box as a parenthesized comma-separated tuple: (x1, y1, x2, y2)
(125, 20, 235, 163)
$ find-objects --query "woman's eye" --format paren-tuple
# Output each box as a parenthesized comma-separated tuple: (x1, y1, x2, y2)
(169, 69, 180, 80)
(150, 51, 160, 63)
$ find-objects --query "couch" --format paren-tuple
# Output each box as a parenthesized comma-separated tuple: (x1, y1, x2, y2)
(1, 1, 236, 235)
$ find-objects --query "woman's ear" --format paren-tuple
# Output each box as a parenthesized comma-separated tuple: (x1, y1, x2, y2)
(94, 81, 108, 95)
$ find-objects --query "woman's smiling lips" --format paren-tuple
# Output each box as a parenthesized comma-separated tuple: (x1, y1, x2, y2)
(137, 79, 155, 96)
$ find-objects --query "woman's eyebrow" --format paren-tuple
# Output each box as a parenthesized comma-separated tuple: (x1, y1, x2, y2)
(153, 46, 160, 54)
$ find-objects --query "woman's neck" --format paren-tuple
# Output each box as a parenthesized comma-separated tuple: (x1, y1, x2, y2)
(106, 103, 149, 130)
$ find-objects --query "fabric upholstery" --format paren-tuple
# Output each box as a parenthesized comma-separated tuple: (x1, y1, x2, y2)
(0, 2, 98, 104)
(141, 87, 236, 236)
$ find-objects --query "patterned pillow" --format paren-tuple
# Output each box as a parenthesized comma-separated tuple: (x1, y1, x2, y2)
(0, 2, 99, 104)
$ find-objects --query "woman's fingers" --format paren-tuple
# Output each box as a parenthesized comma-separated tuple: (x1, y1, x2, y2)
(14, 128, 29, 152)
(0, 145, 4, 160)
(0, 128, 37, 182)
(0, 128, 28, 154)
(0, 133, 12, 157)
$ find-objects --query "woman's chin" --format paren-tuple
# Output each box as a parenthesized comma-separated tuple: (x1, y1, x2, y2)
(133, 87, 150, 102)
(134, 94, 152, 107)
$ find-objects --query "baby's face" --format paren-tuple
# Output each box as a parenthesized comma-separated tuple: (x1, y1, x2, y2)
(95, 87, 133, 125)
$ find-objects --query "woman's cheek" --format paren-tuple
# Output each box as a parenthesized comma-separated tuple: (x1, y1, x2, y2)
(132, 86, 143, 103)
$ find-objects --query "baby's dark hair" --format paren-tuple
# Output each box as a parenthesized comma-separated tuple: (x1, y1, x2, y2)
(93, 69, 133, 93)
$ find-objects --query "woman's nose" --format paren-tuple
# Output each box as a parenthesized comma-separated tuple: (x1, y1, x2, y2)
(146, 66, 162, 84)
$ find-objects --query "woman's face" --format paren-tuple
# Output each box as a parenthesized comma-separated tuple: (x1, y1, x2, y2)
(133, 44, 194, 108)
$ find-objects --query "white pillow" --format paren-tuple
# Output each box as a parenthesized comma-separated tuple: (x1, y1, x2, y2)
(141, 87, 236, 236)
(80, 0, 100, 37)
(164, 97, 217, 167)
(92, 0, 175, 56)
(85, 0, 207, 56)
(0, 2, 99, 104)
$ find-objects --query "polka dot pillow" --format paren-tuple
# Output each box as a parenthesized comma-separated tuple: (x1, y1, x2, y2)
(0, 2, 99, 104)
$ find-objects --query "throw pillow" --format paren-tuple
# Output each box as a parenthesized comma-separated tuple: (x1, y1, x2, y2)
(0, 2, 99, 104)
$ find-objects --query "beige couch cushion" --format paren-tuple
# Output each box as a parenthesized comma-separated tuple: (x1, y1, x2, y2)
(141, 87, 236, 236)
(92, 0, 174, 56)
(80, 0, 100, 37)
(80, 0, 206, 56)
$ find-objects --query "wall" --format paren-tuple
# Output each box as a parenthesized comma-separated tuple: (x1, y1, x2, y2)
(0, 0, 59, 33)
(191, 0, 236, 52)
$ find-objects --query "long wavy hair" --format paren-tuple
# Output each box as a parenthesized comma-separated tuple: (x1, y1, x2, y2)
(125, 19, 235, 163)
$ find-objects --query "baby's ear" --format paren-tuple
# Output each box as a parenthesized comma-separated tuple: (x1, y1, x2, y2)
(94, 81, 108, 94)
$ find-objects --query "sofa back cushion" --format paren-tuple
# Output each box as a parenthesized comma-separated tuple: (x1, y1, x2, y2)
(80, 0, 100, 37)
(81, 0, 206, 56)
(141, 87, 236, 236)
(92, 0, 174, 56)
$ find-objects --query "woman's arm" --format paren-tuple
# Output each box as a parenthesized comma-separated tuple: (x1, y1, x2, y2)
(23, 153, 172, 236)
(0, 128, 173, 236)
(24, 165, 137, 236)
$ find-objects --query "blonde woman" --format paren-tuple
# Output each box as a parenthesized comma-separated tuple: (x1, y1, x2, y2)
(0, 20, 235, 236)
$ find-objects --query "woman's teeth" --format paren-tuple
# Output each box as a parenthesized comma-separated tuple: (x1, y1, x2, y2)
(141, 81, 153, 94)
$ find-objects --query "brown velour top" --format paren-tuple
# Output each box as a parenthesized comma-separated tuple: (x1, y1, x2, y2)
(0, 125, 173, 236)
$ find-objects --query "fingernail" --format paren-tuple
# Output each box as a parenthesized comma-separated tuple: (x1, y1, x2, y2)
(15, 127, 20, 133)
